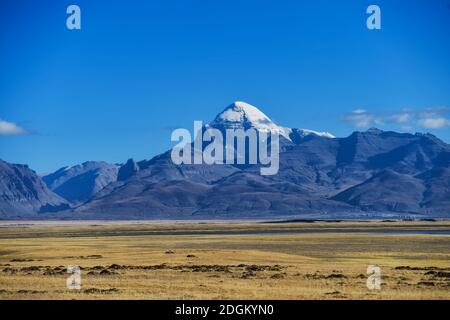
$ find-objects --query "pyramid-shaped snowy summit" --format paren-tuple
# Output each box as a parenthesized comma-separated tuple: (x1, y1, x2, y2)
(209, 101, 334, 139)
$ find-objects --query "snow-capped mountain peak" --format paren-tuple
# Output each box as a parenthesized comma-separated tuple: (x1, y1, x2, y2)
(212, 101, 278, 129)
(209, 101, 334, 140)
(210, 101, 291, 139)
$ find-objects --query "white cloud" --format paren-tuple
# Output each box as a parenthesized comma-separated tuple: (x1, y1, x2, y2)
(342, 109, 378, 128)
(0, 118, 28, 136)
(342, 106, 450, 131)
(417, 108, 450, 129)
(390, 110, 414, 124)
(418, 117, 450, 129)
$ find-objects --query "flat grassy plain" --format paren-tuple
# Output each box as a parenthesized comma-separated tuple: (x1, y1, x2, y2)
(0, 220, 449, 300)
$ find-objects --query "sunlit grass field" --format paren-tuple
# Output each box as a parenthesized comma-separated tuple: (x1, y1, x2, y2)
(0, 221, 449, 299)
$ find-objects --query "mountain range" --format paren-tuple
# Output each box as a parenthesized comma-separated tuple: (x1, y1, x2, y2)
(1, 101, 450, 219)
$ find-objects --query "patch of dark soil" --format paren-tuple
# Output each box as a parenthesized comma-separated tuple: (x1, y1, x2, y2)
(326, 273, 347, 279)
(64, 255, 103, 259)
(240, 271, 256, 279)
(244, 265, 282, 272)
(305, 272, 347, 280)
(21, 266, 42, 272)
(305, 273, 325, 280)
(42, 266, 67, 276)
(43, 270, 63, 276)
(190, 265, 231, 273)
(325, 291, 347, 298)
(91, 265, 104, 270)
(17, 290, 47, 294)
(99, 269, 118, 275)
(425, 271, 450, 278)
(82, 288, 119, 294)
(2, 267, 17, 274)
(10, 259, 35, 262)
(417, 281, 435, 286)
(395, 266, 449, 271)
(325, 290, 341, 295)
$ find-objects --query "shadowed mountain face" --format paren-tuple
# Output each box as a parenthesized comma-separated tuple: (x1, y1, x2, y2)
(331, 170, 426, 212)
(0, 160, 69, 217)
(416, 161, 450, 211)
(42, 161, 119, 205)
(2, 102, 450, 219)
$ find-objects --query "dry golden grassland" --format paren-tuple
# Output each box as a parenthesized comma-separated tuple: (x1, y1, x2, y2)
(0, 220, 449, 300)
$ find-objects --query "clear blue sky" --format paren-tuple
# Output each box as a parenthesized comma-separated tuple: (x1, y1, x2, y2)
(1, 0, 449, 173)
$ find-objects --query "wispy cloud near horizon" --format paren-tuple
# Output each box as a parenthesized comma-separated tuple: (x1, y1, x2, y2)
(341, 109, 383, 128)
(342, 107, 450, 131)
